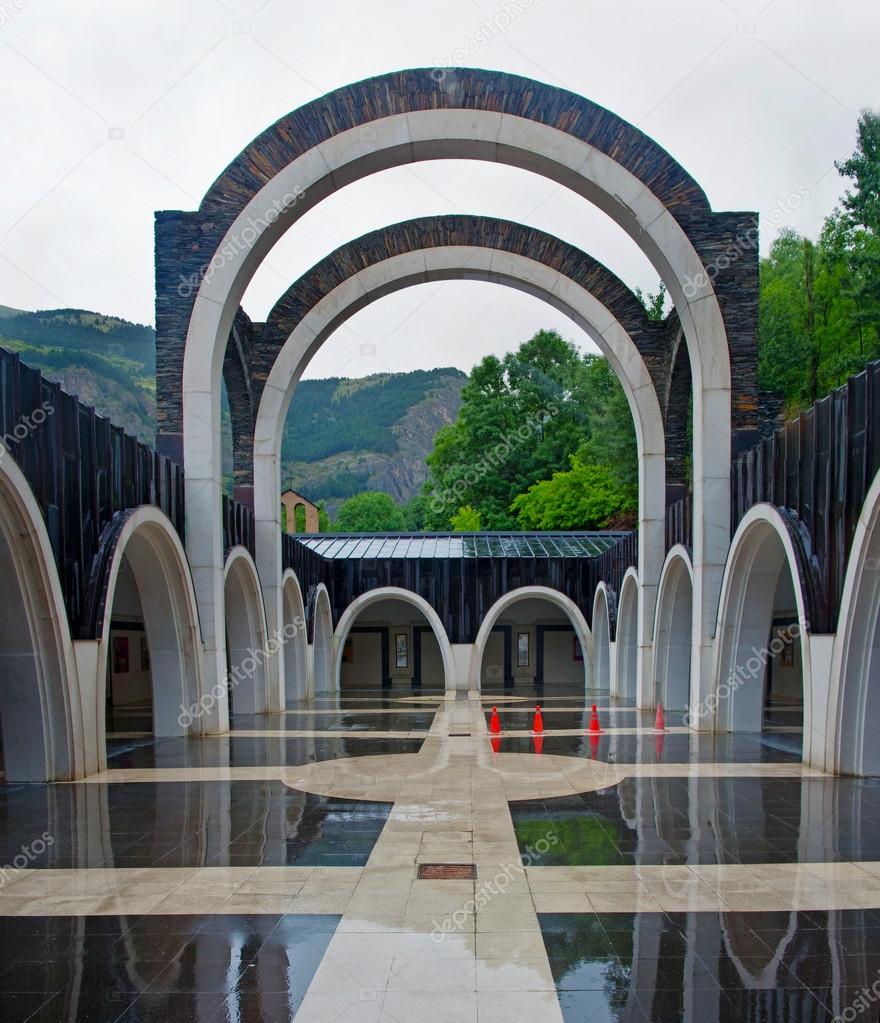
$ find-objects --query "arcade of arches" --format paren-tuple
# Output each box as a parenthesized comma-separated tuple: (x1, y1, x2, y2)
(0, 69, 878, 1023)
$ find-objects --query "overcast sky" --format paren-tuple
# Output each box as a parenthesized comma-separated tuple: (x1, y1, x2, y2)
(1, 0, 878, 379)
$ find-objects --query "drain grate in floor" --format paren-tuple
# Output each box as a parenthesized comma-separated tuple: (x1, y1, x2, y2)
(418, 863, 477, 880)
(448, 731, 471, 737)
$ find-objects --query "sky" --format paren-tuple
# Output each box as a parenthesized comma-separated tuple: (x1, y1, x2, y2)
(0, 0, 878, 379)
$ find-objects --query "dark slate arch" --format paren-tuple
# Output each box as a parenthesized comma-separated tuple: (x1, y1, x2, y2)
(225, 214, 675, 492)
(154, 67, 758, 462)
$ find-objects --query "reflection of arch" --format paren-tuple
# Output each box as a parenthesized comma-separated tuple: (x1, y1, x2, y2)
(252, 234, 667, 711)
(94, 506, 205, 766)
(470, 586, 592, 691)
(171, 70, 741, 727)
(653, 546, 694, 710)
(0, 452, 83, 781)
(615, 568, 640, 700)
(592, 585, 613, 691)
(333, 587, 454, 692)
(829, 471, 880, 775)
(224, 546, 270, 715)
(281, 569, 309, 703)
(309, 583, 334, 694)
(711, 505, 815, 749)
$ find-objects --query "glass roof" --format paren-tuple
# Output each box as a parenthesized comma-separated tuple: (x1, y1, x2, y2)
(294, 532, 628, 560)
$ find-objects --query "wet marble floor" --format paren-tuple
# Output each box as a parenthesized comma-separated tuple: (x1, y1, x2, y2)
(1, 686, 876, 1021)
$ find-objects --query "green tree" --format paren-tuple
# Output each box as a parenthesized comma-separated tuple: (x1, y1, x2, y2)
(333, 491, 409, 532)
(510, 456, 635, 530)
(450, 504, 482, 531)
(634, 282, 668, 321)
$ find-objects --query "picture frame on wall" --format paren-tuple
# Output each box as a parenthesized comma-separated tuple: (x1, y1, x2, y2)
(516, 631, 530, 668)
(112, 635, 129, 674)
(395, 633, 408, 669)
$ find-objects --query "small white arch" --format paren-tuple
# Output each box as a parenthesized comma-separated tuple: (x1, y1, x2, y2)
(333, 587, 455, 692)
(710, 504, 812, 749)
(281, 568, 309, 703)
(311, 583, 334, 695)
(653, 545, 694, 711)
(592, 584, 613, 691)
(97, 507, 205, 765)
(615, 568, 640, 701)
(0, 452, 83, 781)
(224, 546, 270, 715)
(829, 470, 880, 775)
(470, 585, 593, 691)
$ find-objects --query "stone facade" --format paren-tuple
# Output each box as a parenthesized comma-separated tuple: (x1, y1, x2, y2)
(281, 489, 320, 534)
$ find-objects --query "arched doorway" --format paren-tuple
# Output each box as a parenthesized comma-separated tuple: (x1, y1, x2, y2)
(333, 588, 453, 692)
(615, 570, 639, 701)
(310, 584, 334, 695)
(96, 507, 205, 766)
(653, 547, 693, 711)
(711, 506, 812, 753)
(472, 586, 592, 697)
(592, 586, 612, 692)
(0, 454, 82, 781)
(224, 547, 270, 716)
(829, 472, 880, 775)
(281, 569, 309, 703)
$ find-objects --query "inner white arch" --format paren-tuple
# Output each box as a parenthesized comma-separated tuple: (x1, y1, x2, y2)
(253, 249, 666, 713)
(615, 568, 640, 701)
(592, 585, 613, 691)
(653, 545, 694, 711)
(469, 586, 593, 691)
(310, 584, 334, 695)
(281, 568, 309, 703)
(332, 587, 455, 693)
(224, 546, 270, 715)
(182, 109, 732, 718)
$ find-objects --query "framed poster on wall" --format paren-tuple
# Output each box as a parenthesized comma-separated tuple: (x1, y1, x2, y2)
(395, 633, 409, 669)
(516, 631, 530, 668)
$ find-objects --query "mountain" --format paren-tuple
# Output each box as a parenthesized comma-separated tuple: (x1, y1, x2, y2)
(0, 308, 156, 443)
(0, 308, 466, 509)
(281, 369, 466, 513)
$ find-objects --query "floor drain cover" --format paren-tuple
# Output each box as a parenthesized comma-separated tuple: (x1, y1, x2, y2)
(418, 864, 477, 880)
(449, 732, 471, 737)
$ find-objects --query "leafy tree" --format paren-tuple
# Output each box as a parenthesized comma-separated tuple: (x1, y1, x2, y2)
(333, 491, 409, 532)
(450, 504, 482, 531)
(510, 456, 635, 530)
(634, 282, 668, 321)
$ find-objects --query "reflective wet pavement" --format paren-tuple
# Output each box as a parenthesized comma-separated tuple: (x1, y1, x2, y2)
(2, 692, 878, 1022)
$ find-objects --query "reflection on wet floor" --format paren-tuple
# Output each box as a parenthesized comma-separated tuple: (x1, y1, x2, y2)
(106, 734, 424, 768)
(0, 783, 392, 867)
(494, 731, 803, 762)
(0, 913, 338, 1023)
(512, 775, 880, 865)
(485, 708, 690, 730)
(541, 909, 880, 1022)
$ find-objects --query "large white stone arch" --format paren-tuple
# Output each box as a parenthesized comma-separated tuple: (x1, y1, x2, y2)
(469, 585, 593, 691)
(653, 545, 694, 711)
(180, 93, 732, 724)
(0, 451, 83, 781)
(281, 568, 309, 703)
(253, 248, 666, 712)
(592, 584, 613, 692)
(223, 546, 270, 715)
(709, 505, 814, 758)
(615, 568, 640, 701)
(95, 506, 206, 768)
(333, 587, 455, 692)
(310, 583, 334, 695)
(828, 470, 880, 775)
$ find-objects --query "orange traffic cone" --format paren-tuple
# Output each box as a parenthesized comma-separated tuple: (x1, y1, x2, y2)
(489, 706, 502, 735)
(532, 705, 544, 734)
(533, 733, 544, 756)
(588, 703, 603, 734)
(654, 703, 666, 731)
